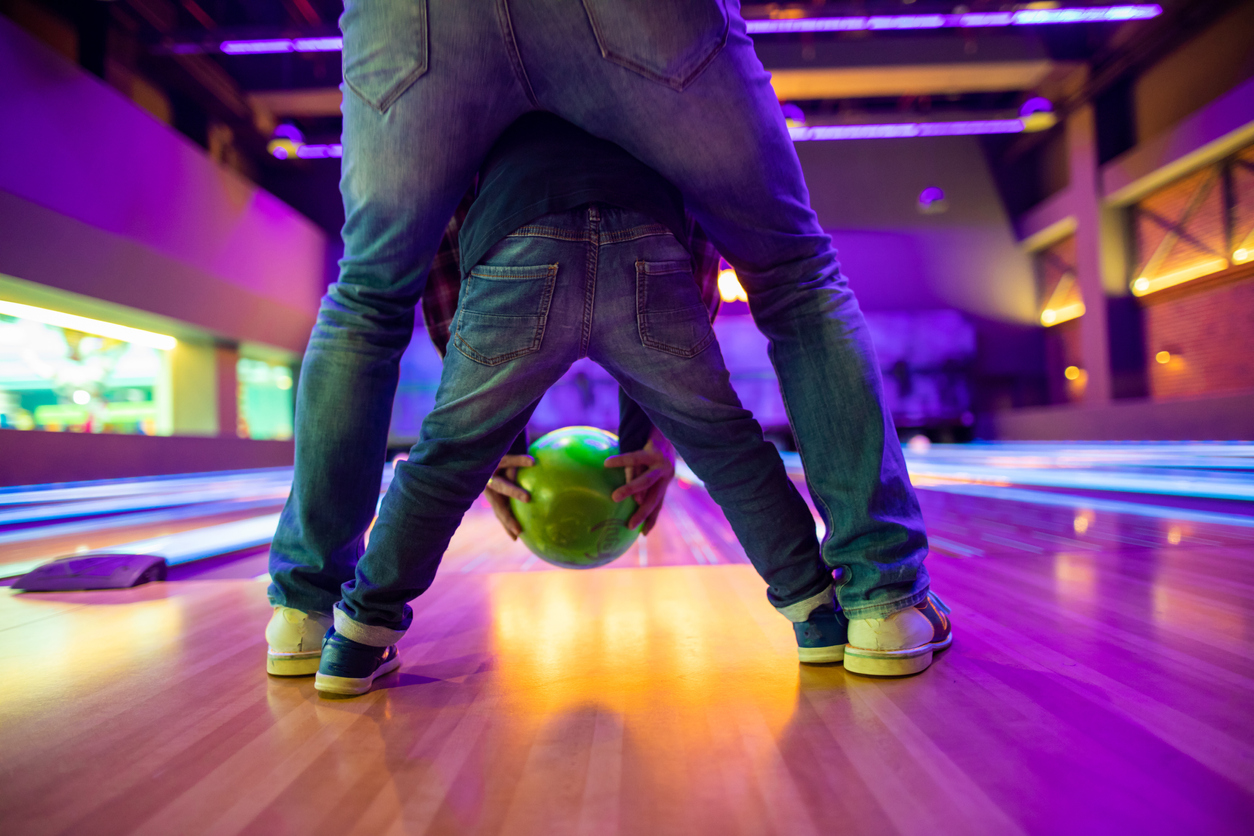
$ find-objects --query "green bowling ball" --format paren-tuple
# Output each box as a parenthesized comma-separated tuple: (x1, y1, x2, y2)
(510, 426, 641, 568)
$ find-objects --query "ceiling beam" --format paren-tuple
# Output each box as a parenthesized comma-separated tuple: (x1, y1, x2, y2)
(249, 59, 1070, 122)
(247, 89, 342, 118)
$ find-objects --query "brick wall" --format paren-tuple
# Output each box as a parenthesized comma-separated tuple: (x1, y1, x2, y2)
(1045, 320, 1086, 403)
(1143, 267, 1254, 399)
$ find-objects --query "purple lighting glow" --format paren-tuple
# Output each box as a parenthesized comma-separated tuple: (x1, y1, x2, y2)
(220, 39, 297, 55)
(219, 37, 343, 55)
(293, 37, 343, 52)
(745, 5, 1161, 34)
(1020, 97, 1054, 118)
(295, 144, 343, 159)
(789, 119, 1024, 141)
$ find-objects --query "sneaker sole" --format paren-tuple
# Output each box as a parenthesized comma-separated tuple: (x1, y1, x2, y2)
(843, 634, 953, 677)
(314, 653, 403, 696)
(266, 651, 321, 676)
(797, 644, 845, 664)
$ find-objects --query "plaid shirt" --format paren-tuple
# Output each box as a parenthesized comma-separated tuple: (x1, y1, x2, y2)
(421, 195, 723, 357)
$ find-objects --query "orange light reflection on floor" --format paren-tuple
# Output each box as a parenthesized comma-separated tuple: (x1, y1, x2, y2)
(0, 588, 184, 706)
(1054, 552, 1098, 612)
(487, 566, 800, 741)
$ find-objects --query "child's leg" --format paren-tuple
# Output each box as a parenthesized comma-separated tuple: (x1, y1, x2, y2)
(334, 212, 591, 645)
(586, 209, 832, 615)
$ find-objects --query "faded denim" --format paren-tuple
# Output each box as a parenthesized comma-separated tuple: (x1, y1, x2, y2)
(268, 0, 929, 623)
(335, 207, 834, 634)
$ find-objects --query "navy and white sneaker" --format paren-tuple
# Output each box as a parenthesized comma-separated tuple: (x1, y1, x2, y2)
(314, 628, 402, 696)
(795, 601, 849, 664)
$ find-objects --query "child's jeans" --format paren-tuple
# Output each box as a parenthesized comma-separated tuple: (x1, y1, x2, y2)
(333, 205, 833, 643)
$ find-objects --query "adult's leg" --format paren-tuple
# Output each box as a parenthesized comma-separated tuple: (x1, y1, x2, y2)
(268, 1, 532, 613)
(509, 1, 928, 620)
(586, 208, 831, 612)
(335, 212, 589, 640)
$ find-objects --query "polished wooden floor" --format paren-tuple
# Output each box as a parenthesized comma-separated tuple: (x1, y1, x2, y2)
(2, 480, 1253, 835)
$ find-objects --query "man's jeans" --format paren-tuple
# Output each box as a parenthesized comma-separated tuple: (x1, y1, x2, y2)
(269, 0, 930, 623)
(331, 207, 834, 638)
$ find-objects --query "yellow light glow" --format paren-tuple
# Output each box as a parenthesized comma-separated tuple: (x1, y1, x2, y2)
(1130, 258, 1229, 296)
(1167, 527, 1182, 545)
(1021, 111, 1058, 133)
(1055, 552, 1097, 606)
(1155, 350, 1171, 364)
(717, 268, 748, 304)
(0, 300, 176, 350)
(266, 138, 301, 159)
(1040, 301, 1084, 327)
(1064, 365, 1081, 381)
(1235, 248, 1251, 263)
(489, 566, 799, 740)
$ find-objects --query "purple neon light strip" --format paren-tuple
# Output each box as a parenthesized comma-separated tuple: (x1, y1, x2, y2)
(788, 119, 1024, 141)
(216, 5, 1162, 54)
(220, 37, 344, 54)
(295, 143, 342, 159)
(270, 121, 1022, 160)
(271, 124, 1023, 159)
(746, 5, 1161, 34)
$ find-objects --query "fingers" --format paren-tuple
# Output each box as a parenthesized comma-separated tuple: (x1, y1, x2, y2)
(486, 455, 534, 501)
(486, 475, 530, 502)
(628, 482, 663, 529)
(486, 461, 532, 502)
(604, 449, 662, 469)
(611, 466, 664, 502)
(485, 489, 522, 539)
(499, 454, 534, 468)
(641, 503, 664, 535)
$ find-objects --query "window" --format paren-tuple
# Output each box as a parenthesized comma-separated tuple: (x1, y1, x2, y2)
(1131, 144, 1254, 295)
(0, 302, 171, 434)
(237, 358, 294, 440)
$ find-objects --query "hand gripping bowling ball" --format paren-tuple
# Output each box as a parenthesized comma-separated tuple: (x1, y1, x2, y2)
(510, 427, 641, 568)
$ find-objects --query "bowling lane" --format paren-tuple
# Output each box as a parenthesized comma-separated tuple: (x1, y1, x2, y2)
(434, 480, 754, 575)
(2, 442, 1253, 835)
(8, 442, 1251, 584)
(0, 470, 291, 579)
(2, 520, 1252, 835)
(0, 467, 395, 581)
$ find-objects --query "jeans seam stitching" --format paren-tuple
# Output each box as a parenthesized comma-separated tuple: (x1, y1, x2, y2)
(496, 0, 540, 107)
(469, 266, 555, 280)
(342, 0, 429, 113)
(636, 262, 715, 358)
(601, 224, 672, 243)
(579, 0, 730, 91)
(581, 207, 599, 358)
(452, 265, 556, 365)
(507, 226, 590, 242)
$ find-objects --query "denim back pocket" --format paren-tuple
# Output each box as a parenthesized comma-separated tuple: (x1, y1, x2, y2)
(636, 260, 715, 358)
(341, 0, 428, 113)
(581, 0, 728, 90)
(453, 264, 559, 366)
